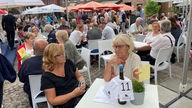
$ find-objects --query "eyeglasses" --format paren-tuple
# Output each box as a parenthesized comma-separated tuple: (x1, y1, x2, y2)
(112, 45, 128, 49)
(55, 53, 65, 57)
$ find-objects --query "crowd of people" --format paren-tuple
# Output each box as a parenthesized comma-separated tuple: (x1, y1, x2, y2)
(0, 4, 189, 107)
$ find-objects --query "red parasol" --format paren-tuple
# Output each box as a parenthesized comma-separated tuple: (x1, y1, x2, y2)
(78, 1, 107, 10)
(118, 4, 135, 11)
(104, 2, 122, 9)
(0, 9, 8, 15)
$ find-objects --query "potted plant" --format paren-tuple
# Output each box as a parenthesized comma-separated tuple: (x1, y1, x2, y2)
(130, 79, 145, 105)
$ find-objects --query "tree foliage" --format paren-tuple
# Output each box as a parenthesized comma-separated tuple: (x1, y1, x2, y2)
(145, 0, 161, 17)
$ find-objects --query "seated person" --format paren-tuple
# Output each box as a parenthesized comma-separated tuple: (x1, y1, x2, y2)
(104, 34, 141, 82)
(41, 43, 86, 108)
(137, 22, 161, 56)
(44, 24, 57, 44)
(135, 20, 175, 65)
(31, 26, 46, 40)
(169, 17, 182, 46)
(129, 17, 144, 36)
(18, 39, 48, 106)
(69, 23, 87, 48)
(17, 24, 26, 42)
(87, 23, 102, 40)
(87, 23, 102, 54)
(17, 32, 35, 70)
(58, 18, 71, 33)
(100, 21, 115, 40)
(56, 30, 86, 70)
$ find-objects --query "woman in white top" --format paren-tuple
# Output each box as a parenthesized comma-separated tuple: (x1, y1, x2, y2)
(104, 34, 141, 81)
(137, 22, 161, 56)
(143, 22, 161, 44)
(69, 23, 86, 48)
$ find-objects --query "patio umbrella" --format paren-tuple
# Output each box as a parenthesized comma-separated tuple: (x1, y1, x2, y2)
(118, 4, 135, 11)
(0, 0, 44, 9)
(0, 9, 8, 14)
(78, 1, 107, 10)
(21, 7, 43, 15)
(39, 4, 63, 13)
(104, 2, 122, 9)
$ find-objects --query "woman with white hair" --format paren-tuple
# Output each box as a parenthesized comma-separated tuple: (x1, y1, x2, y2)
(104, 34, 141, 81)
(129, 17, 144, 36)
(44, 24, 57, 43)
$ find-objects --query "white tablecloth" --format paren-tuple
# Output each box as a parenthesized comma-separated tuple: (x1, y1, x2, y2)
(76, 78, 159, 108)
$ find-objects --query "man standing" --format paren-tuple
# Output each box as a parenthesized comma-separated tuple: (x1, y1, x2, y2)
(1, 12, 16, 49)
(18, 39, 48, 106)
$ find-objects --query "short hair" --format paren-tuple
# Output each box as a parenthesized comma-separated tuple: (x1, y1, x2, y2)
(112, 34, 134, 53)
(56, 30, 68, 43)
(43, 43, 64, 71)
(24, 32, 35, 40)
(136, 17, 143, 22)
(93, 23, 98, 27)
(160, 20, 172, 33)
(152, 22, 160, 29)
(44, 24, 53, 31)
(32, 26, 39, 32)
(33, 39, 48, 55)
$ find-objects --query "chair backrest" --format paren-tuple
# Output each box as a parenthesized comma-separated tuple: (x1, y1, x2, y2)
(177, 32, 185, 48)
(98, 39, 113, 55)
(81, 47, 91, 68)
(28, 74, 43, 100)
(155, 47, 173, 66)
(88, 40, 99, 51)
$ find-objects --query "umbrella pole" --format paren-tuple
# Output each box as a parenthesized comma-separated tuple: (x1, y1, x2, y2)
(179, 0, 192, 93)
(65, 0, 69, 24)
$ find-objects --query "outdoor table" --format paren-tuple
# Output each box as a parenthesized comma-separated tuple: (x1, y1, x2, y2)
(75, 78, 159, 108)
(134, 41, 148, 48)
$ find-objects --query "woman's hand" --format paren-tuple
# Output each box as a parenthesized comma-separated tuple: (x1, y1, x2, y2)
(133, 69, 141, 79)
(109, 55, 125, 65)
(72, 86, 85, 97)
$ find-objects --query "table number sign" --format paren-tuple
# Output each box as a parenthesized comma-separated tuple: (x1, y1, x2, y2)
(118, 78, 134, 101)
(104, 76, 134, 102)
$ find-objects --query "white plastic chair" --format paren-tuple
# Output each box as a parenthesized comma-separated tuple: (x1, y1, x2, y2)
(88, 39, 100, 56)
(98, 39, 114, 70)
(29, 75, 52, 108)
(79, 47, 92, 84)
(176, 32, 186, 62)
(150, 47, 173, 84)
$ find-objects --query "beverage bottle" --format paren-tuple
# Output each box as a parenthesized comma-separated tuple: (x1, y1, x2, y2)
(118, 64, 127, 105)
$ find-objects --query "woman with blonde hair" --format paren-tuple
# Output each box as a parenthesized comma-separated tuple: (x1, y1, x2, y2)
(17, 32, 35, 70)
(31, 26, 46, 40)
(104, 34, 141, 81)
(69, 23, 86, 48)
(56, 30, 86, 69)
(41, 43, 86, 108)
